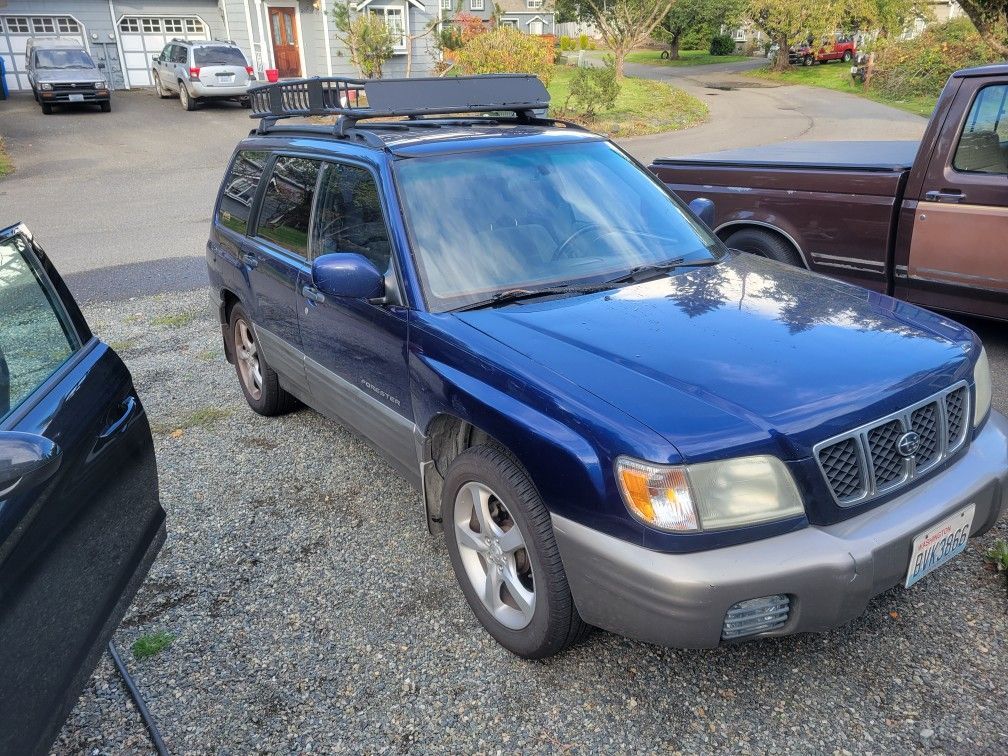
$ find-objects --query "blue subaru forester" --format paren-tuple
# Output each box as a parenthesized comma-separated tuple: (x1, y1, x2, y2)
(206, 75, 1007, 658)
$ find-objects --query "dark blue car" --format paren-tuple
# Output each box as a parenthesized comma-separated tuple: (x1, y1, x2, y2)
(206, 76, 1006, 658)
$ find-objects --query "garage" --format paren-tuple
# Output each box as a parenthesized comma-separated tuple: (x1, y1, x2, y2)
(116, 15, 210, 87)
(0, 14, 89, 93)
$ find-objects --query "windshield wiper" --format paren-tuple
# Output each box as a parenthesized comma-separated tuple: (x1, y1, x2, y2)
(605, 256, 719, 286)
(456, 283, 611, 312)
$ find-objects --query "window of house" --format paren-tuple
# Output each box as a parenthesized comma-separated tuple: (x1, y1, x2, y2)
(119, 18, 140, 33)
(952, 85, 1008, 175)
(32, 17, 55, 34)
(164, 18, 184, 34)
(218, 151, 269, 237)
(56, 17, 80, 34)
(256, 157, 323, 257)
(529, 18, 544, 35)
(734, 27, 746, 41)
(528, 0, 544, 8)
(371, 7, 406, 48)
(142, 18, 162, 34)
(185, 18, 205, 34)
(470, 0, 485, 10)
(441, 0, 453, 9)
(4, 17, 30, 34)
(501, 18, 518, 28)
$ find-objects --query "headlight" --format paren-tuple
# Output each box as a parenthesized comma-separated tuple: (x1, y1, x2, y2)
(94, 81, 107, 89)
(974, 346, 992, 427)
(616, 455, 804, 532)
(40, 82, 53, 91)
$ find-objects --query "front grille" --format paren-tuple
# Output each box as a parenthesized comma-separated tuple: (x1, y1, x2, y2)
(52, 82, 92, 92)
(722, 595, 790, 640)
(815, 383, 970, 507)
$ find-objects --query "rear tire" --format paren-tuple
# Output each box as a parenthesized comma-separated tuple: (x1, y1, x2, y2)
(842, 50, 852, 63)
(442, 445, 589, 659)
(723, 227, 804, 267)
(227, 303, 298, 416)
(179, 82, 197, 111)
(240, 97, 251, 109)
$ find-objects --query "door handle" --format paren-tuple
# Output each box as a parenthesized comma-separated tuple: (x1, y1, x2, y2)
(98, 396, 137, 440)
(924, 189, 964, 203)
(302, 285, 325, 304)
(241, 252, 259, 269)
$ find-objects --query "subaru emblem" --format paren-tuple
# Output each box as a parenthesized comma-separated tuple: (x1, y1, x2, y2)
(897, 431, 921, 458)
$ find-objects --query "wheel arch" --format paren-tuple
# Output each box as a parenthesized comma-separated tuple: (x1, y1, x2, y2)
(218, 288, 241, 364)
(715, 220, 810, 269)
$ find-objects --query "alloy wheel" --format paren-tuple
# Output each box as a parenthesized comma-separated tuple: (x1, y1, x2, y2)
(453, 481, 536, 630)
(234, 319, 263, 400)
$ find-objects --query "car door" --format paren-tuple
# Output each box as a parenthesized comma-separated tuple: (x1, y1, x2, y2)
(906, 79, 1008, 319)
(297, 160, 416, 481)
(0, 224, 165, 756)
(154, 44, 171, 88)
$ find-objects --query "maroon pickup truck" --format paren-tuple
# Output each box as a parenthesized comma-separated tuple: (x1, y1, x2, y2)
(650, 64, 1007, 321)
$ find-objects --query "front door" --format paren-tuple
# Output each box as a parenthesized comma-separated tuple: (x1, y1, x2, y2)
(0, 224, 165, 755)
(297, 160, 416, 481)
(906, 79, 1008, 319)
(268, 7, 301, 77)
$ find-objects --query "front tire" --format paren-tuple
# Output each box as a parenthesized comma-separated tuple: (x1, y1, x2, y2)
(179, 82, 196, 111)
(100, 101, 111, 113)
(154, 73, 170, 99)
(41, 102, 53, 115)
(803, 55, 814, 66)
(842, 50, 853, 63)
(227, 303, 298, 416)
(442, 445, 588, 659)
(723, 227, 804, 267)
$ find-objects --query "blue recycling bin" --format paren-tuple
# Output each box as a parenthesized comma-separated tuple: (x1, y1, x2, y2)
(0, 56, 8, 100)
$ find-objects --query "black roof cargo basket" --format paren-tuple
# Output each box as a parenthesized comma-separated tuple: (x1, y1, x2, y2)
(248, 74, 550, 135)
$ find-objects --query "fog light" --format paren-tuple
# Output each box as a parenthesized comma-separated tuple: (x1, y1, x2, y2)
(722, 594, 790, 640)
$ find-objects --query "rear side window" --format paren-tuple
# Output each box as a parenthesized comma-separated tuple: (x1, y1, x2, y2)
(194, 46, 247, 67)
(218, 150, 269, 236)
(0, 234, 80, 421)
(952, 84, 1008, 175)
(256, 157, 322, 257)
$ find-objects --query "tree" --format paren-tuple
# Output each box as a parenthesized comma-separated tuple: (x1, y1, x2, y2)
(747, 0, 847, 70)
(331, 2, 395, 78)
(844, 0, 933, 38)
(955, 0, 1008, 56)
(657, 0, 746, 60)
(556, 0, 675, 77)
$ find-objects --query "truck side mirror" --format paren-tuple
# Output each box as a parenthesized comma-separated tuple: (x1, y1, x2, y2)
(312, 253, 384, 300)
(688, 197, 716, 230)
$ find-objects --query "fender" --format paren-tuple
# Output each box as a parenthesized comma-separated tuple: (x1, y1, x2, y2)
(714, 216, 811, 269)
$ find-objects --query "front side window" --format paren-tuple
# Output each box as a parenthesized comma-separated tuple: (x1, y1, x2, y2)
(0, 234, 80, 422)
(313, 163, 393, 272)
(952, 84, 1008, 175)
(394, 141, 722, 312)
(218, 150, 269, 236)
(256, 157, 322, 257)
(33, 49, 96, 70)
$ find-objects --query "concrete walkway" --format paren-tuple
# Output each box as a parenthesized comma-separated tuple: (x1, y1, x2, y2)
(610, 56, 929, 164)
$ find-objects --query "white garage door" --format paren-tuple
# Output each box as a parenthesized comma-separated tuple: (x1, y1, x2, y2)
(116, 16, 210, 88)
(0, 15, 88, 92)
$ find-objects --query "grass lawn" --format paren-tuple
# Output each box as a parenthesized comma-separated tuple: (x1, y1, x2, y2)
(626, 49, 749, 67)
(0, 137, 12, 178)
(548, 65, 708, 138)
(747, 63, 938, 118)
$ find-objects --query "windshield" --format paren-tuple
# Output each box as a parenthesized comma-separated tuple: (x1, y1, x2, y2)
(194, 47, 247, 67)
(34, 48, 95, 69)
(394, 140, 723, 312)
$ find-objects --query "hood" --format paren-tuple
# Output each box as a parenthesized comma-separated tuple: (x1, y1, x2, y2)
(457, 253, 975, 462)
(36, 68, 102, 84)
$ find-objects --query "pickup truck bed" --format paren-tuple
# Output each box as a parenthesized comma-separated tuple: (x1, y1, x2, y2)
(661, 140, 919, 172)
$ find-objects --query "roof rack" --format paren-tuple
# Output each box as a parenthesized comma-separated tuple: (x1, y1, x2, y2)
(248, 74, 550, 136)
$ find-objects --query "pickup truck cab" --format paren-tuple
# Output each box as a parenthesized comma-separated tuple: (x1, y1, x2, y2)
(650, 64, 1008, 322)
(206, 75, 1006, 658)
(26, 37, 111, 114)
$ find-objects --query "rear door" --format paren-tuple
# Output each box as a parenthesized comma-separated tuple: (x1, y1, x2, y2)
(0, 224, 165, 756)
(907, 79, 1008, 319)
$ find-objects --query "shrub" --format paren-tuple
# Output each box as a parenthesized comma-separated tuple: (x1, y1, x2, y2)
(564, 56, 621, 117)
(869, 19, 999, 101)
(579, 33, 595, 51)
(709, 34, 735, 56)
(454, 26, 554, 86)
(560, 35, 576, 51)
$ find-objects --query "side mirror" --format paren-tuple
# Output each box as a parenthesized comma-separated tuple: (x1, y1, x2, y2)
(688, 197, 716, 230)
(312, 252, 384, 300)
(0, 432, 61, 492)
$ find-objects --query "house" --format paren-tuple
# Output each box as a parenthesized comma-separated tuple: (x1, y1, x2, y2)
(0, 0, 439, 93)
(440, 0, 555, 37)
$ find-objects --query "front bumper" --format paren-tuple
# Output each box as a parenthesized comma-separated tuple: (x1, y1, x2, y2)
(553, 411, 1008, 649)
(40, 89, 110, 103)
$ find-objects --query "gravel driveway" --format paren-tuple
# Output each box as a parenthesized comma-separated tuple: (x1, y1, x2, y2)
(52, 288, 1008, 754)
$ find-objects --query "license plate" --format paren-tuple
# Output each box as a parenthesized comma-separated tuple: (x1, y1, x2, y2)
(216, 73, 234, 79)
(850, 65, 858, 74)
(905, 504, 975, 588)
(68, 93, 84, 102)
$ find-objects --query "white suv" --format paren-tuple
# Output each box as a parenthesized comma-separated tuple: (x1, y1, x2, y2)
(151, 39, 254, 111)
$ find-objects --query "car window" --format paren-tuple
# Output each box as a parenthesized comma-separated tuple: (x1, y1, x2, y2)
(313, 162, 393, 272)
(256, 156, 323, 257)
(194, 46, 247, 67)
(952, 84, 1008, 175)
(160, 44, 172, 62)
(218, 150, 270, 236)
(33, 48, 95, 70)
(0, 234, 81, 422)
(173, 45, 188, 64)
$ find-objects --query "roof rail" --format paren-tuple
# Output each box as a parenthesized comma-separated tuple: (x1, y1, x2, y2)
(248, 74, 550, 136)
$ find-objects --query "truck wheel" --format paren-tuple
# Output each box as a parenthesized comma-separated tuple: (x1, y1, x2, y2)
(179, 82, 197, 111)
(227, 303, 298, 416)
(41, 102, 53, 115)
(442, 445, 589, 659)
(843, 50, 852, 62)
(803, 55, 814, 66)
(723, 228, 804, 267)
(100, 101, 111, 113)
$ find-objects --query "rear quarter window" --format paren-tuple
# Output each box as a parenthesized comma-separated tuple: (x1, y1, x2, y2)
(218, 150, 269, 236)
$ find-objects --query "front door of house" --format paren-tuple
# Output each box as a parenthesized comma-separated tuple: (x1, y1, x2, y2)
(268, 7, 301, 77)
